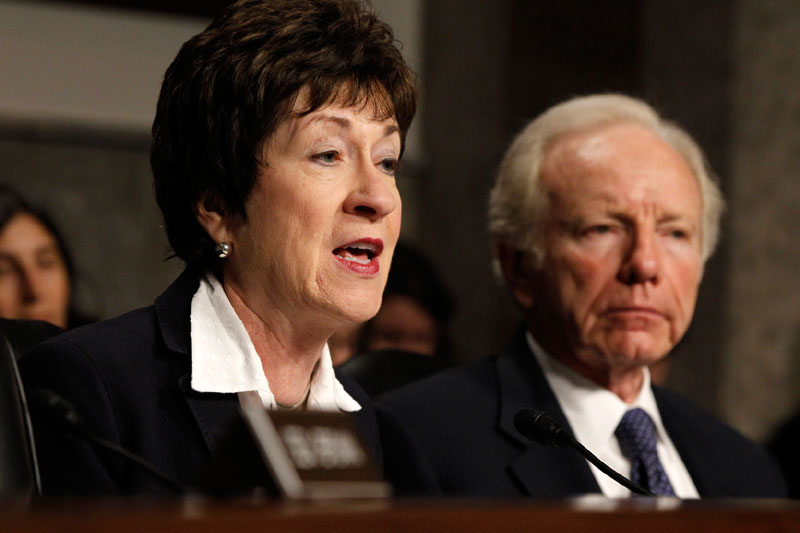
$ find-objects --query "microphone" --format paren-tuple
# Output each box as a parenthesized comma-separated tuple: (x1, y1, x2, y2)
(513, 408, 654, 496)
(28, 389, 187, 494)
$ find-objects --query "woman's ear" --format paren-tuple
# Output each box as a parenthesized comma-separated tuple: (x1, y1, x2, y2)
(496, 242, 536, 310)
(195, 196, 231, 245)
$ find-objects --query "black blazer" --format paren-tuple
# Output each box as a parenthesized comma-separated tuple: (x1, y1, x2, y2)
(376, 329, 787, 498)
(19, 267, 380, 497)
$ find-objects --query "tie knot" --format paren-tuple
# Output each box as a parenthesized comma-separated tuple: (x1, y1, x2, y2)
(615, 408, 658, 460)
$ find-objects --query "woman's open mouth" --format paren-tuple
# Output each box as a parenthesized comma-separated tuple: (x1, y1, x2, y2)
(332, 239, 383, 273)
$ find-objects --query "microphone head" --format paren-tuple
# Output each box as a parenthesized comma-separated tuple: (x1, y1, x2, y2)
(513, 408, 571, 448)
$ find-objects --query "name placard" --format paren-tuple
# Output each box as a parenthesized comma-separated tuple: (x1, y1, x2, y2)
(241, 405, 390, 499)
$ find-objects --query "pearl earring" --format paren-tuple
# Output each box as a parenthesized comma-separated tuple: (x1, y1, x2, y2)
(215, 242, 231, 258)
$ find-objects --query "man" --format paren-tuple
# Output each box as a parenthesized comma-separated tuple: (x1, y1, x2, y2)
(377, 94, 786, 498)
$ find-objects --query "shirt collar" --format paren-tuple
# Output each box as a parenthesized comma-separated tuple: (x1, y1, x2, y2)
(190, 273, 360, 412)
(525, 331, 668, 452)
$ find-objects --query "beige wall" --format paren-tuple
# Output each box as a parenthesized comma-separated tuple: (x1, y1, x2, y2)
(721, 0, 800, 440)
(0, 2, 206, 128)
(0, 2, 203, 318)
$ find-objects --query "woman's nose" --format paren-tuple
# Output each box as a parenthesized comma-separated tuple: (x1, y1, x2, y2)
(343, 160, 399, 220)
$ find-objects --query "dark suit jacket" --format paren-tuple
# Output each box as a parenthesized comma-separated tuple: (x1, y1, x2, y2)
(376, 329, 786, 498)
(19, 267, 380, 497)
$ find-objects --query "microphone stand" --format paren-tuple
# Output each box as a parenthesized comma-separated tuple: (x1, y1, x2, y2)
(562, 434, 654, 496)
(514, 408, 655, 497)
(29, 389, 187, 494)
(79, 428, 187, 494)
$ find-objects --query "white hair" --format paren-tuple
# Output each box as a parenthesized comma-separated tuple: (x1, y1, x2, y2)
(488, 94, 725, 270)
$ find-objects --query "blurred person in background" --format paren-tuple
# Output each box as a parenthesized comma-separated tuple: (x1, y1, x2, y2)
(0, 184, 91, 330)
(330, 241, 454, 365)
(769, 407, 800, 498)
(360, 241, 454, 359)
(334, 242, 454, 397)
(767, 326, 800, 499)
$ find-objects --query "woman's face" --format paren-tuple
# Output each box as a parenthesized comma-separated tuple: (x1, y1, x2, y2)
(0, 213, 71, 328)
(207, 94, 403, 335)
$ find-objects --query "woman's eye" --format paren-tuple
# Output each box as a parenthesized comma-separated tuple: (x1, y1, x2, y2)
(379, 157, 399, 175)
(36, 249, 63, 270)
(38, 257, 58, 269)
(313, 151, 338, 164)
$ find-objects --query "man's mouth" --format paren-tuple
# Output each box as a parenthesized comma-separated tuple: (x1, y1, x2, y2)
(332, 240, 383, 265)
(607, 306, 661, 315)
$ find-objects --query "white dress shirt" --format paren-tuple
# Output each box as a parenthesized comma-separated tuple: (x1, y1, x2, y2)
(189, 273, 361, 412)
(526, 332, 698, 498)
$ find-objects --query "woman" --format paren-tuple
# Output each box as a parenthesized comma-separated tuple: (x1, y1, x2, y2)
(0, 184, 89, 330)
(20, 0, 416, 497)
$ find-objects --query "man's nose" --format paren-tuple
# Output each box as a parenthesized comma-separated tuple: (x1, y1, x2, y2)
(343, 158, 399, 220)
(617, 229, 660, 285)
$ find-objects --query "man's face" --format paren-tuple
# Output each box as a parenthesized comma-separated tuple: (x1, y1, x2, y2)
(514, 123, 704, 376)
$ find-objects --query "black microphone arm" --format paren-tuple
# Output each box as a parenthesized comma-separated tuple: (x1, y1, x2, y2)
(28, 389, 187, 495)
(513, 408, 655, 497)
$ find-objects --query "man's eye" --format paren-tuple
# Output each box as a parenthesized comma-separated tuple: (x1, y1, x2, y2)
(587, 225, 611, 235)
(313, 151, 338, 164)
(379, 158, 399, 175)
(662, 227, 689, 239)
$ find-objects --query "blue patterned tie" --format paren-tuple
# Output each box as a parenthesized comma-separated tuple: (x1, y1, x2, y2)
(615, 408, 676, 496)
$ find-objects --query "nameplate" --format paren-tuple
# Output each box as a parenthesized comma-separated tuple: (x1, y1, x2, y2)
(241, 405, 390, 499)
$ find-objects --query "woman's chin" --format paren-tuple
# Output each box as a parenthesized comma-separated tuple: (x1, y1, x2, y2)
(325, 296, 381, 328)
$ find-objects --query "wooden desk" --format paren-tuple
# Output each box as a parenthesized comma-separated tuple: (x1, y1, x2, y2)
(2, 497, 799, 532)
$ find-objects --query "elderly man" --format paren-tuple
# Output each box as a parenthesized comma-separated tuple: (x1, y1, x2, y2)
(376, 94, 786, 498)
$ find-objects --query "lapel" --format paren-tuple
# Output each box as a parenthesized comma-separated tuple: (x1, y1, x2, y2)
(497, 329, 601, 497)
(154, 267, 243, 462)
(654, 387, 721, 497)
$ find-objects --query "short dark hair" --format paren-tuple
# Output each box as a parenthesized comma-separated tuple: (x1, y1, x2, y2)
(151, 0, 418, 266)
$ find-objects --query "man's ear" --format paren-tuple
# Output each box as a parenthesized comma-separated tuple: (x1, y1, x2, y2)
(496, 242, 536, 310)
(195, 196, 231, 245)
